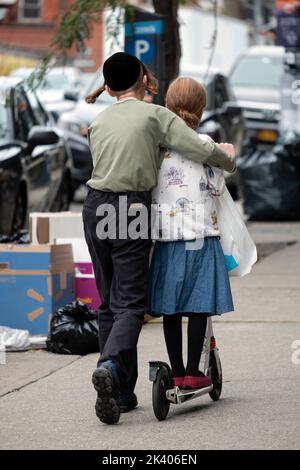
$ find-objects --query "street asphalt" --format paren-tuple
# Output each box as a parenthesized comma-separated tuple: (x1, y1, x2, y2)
(0, 221, 300, 450)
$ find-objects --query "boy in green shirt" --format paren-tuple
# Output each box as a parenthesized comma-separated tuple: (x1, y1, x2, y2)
(82, 52, 235, 425)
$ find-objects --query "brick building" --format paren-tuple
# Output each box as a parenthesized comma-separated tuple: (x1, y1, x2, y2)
(0, 0, 104, 71)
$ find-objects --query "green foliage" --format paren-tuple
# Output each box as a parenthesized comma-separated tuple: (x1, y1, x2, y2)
(52, 0, 125, 53)
(28, 0, 183, 90)
(27, 53, 53, 91)
(28, 0, 129, 89)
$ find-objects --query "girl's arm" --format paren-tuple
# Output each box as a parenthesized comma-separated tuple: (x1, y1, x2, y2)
(158, 107, 236, 173)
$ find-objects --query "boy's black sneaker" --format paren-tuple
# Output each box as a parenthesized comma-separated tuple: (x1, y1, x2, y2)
(119, 392, 138, 413)
(92, 360, 120, 425)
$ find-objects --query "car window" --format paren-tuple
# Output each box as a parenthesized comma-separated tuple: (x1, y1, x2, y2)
(14, 88, 35, 141)
(74, 73, 94, 95)
(215, 76, 229, 109)
(0, 87, 9, 140)
(83, 70, 115, 104)
(225, 79, 237, 102)
(0, 103, 9, 140)
(230, 55, 283, 88)
(42, 72, 72, 91)
(26, 89, 48, 126)
(204, 81, 214, 111)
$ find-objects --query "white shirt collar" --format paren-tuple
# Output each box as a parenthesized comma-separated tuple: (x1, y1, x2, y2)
(115, 97, 138, 104)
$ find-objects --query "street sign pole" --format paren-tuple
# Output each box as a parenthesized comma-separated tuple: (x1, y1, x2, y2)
(124, 7, 166, 105)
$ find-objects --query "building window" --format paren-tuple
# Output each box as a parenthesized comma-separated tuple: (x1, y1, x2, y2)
(19, 0, 42, 22)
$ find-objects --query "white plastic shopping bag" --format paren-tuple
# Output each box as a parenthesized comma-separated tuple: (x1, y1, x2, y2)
(215, 187, 257, 277)
(0, 326, 30, 349)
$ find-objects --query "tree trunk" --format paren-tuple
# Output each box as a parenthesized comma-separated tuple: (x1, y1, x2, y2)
(152, 0, 181, 87)
(222, 0, 244, 19)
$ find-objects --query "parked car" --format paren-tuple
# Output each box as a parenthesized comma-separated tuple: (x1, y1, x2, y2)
(58, 69, 115, 136)
(10, 67, 88, 122)
(63, 127, 93, 193)
(58, 70, 114, 190)
(0, 76, 73, 235)
(229, 46, 284, 146)
(181, 64, 246, 196)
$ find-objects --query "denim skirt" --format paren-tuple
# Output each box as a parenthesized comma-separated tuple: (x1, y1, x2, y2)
(148, 237, 234, 317)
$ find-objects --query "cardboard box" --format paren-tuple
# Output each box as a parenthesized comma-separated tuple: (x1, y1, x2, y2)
(30, 212, 84, 244)
(55, 238, 90, 263)
(56, 238, 101, 310)
(75, 262, 93, 275)
(75, 269, 101, 310)
(0, 244, 75, 334)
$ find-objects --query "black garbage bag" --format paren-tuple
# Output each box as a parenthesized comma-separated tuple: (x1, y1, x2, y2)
(238, 138, 300, 221)
(282, 132, 300, 172)
(46, 301, 99, 355)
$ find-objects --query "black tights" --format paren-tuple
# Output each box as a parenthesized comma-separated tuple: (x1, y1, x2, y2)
(163, 314, 208, 377)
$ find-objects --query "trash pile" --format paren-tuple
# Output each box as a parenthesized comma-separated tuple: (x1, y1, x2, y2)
(238, 132, 300, 221)
(0, 326, 47, 351)
(0, 212, 101, 355)
(0, 326, 30, 350)
(46, 301, 99, 355)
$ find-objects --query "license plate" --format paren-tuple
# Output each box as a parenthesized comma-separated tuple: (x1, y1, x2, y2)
(256, 130, 278, 142)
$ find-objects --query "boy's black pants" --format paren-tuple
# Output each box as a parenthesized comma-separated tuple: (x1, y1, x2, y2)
(82, 188, 151, 393)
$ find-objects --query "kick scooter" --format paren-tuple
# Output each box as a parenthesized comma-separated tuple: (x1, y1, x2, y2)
(149, 317, 222, 421)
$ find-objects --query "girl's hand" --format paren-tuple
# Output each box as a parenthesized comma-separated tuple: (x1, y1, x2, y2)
(217, 143, 236, 158)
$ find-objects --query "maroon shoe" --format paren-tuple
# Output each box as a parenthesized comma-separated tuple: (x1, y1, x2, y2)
(173, 376, 185, 388)
(183, 373, 212, 390)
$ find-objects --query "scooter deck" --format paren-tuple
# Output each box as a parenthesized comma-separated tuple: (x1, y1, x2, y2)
(166, 385, 214, 404)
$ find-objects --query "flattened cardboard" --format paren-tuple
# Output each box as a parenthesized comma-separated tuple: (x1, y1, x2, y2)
(0, 243, 74, 272)
(37, 217, 50, 244)
(30, 212, 84, 244)
(0, 243, 75, 334)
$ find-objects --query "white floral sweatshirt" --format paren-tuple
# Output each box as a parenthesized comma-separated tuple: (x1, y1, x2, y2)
(152, 134, 225, 241)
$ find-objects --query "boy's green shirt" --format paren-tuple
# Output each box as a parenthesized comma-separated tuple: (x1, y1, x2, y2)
(87, 99, 235, 192)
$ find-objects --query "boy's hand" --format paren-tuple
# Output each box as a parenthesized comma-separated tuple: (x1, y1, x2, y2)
(217, 143, 236, 158)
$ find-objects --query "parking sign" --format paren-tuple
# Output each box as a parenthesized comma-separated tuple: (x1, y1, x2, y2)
(126, 36, 156, 63)
(125, 8, 166, 104)
(125, 20, 164, 63)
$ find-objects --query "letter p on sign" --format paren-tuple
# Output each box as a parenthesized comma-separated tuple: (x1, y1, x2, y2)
(135, 39, 150, 60)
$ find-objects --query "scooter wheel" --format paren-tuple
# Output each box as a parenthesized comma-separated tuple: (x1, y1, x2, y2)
(209, 349, 222, 401)
(152, 366, 172, 421)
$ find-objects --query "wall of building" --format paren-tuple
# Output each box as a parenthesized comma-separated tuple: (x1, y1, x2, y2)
(0, 0, 103, 71)
(179, 5, 250, 73)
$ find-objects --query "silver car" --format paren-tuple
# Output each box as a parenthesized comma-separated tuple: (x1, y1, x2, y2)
(229, 45, 284, 146)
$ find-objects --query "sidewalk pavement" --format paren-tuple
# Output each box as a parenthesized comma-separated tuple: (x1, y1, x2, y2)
(0, 222, 300, 450)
